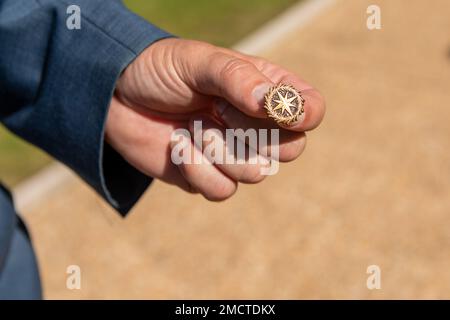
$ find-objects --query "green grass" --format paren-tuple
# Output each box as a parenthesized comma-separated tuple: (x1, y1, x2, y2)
(0, 0, 299, 186)
(124, 0, 298, 47)
(0, 126, 52, 186)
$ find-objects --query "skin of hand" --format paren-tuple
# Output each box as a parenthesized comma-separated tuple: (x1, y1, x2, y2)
(105, 38, 325, 201)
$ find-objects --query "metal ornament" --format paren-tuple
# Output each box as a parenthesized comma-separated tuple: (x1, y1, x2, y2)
(264, 84, 305, 125)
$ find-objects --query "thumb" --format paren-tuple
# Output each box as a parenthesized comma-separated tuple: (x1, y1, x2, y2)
(188, 50, 274, 118)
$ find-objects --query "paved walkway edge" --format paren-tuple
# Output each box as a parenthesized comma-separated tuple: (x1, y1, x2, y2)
(13, 163, 74, 213)
(233, 0, 336, 54)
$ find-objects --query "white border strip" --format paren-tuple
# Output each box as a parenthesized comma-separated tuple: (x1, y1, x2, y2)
(13, 163, 74, 213)
(12, 0, 335, 212)
(233, 0, 336, 54)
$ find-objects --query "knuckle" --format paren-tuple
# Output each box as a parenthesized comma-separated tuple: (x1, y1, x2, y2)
(220, 56, 251, 81)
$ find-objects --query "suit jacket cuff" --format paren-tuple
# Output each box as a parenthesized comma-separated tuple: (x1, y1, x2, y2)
(23, 1, 172, 215)
(74, 3, 173, 215)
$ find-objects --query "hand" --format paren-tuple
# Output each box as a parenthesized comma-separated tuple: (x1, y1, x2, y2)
(105, 38, 325, 201)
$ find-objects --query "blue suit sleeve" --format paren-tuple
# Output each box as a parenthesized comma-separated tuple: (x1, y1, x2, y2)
(0, 0, 173, 215)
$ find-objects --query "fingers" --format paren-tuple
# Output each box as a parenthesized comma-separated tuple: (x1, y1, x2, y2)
(193, 53, 324, 131)
(187, 48, 274, 118)
(109, 96, 237, 200)
(172, 131, 238, 201)
(177, 41, 325, 131)
(189, 115, 267, 184)
(112, 39, 326, 202)
(222, 53, 327, 132)
(213, 99, 307, 162)
(105, 97, 197, 194)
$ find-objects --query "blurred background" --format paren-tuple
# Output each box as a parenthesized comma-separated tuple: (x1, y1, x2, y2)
(3, 0, 450, 299)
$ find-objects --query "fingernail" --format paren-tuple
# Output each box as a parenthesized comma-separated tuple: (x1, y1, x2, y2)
(252, 83, 273, 105)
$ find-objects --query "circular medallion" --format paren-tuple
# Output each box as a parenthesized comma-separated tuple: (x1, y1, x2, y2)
(264, 84, 305, 125)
